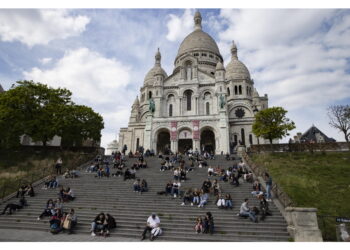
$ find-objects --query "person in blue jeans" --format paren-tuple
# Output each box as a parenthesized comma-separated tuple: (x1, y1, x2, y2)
(239, 198, 257, 223)
(224, 193, 233, 209)
(133, 179, 141, 192)
(264, 173, 272, 201)
(198, 191, 208, 208)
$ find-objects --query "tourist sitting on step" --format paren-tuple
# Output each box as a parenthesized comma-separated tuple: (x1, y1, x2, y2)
(91, 212, 106, 236)
(219, 169, 228, 182)
(62, 187, 75, 202)
(49, 213, 63, 234)
(202, 179, 212, 193)
(258, 194, 272, 221)
(225, 193, 233, 209)
(97, 167, 104, 178)
(54, 198, 64, 210)
(251, 180, 264, 197)
(16, 184, 29, 198)
(198, 190, 209, 208)
(165, 181, 173, 195)
(212, 179, 221, 196)
(128, 151, 134, 158)
(0, 197, 28, 215)
(194, 216, 204, 233)
(239, 198, 258, 223)
(181, 188, 193, 206)
(141, 212, 161, 241)
(192, 188, 200, 206)
(133, 179, 141, 192)
(207, 166, 214, 176)
(214, 166, 221, 176)
(171, 180, 181, 198)
(86, 163, 98, 173)
(140, 179, 148, 193)
(61, 208, 78, 234)
(216, 194, 225, 209)
(160, 160, 167, 171)
(180, 168, 187, 182)
(203, 212, 214, 234)
(229, 170, 240, 187)
(173, 168, 180, 181)
(244, 171, 254, 183)
(124, 168, 136, 181)
(38, 199, 55, 220)
(104, 213, 117, 236)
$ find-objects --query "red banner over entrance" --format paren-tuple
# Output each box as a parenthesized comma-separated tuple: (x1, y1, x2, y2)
(192, 120, 200, 140)
(170, 121, 177, 140)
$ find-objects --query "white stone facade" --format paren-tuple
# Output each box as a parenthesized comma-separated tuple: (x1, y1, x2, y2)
(118, 11, 269, 154)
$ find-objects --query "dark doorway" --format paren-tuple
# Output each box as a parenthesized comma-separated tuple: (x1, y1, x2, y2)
(178, 139, 192, 153)
(157, 131, 170, 154)
(200, 130, 215, 154)
(241, 128, 245, 146)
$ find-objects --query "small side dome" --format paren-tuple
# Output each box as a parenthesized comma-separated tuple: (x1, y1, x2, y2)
(216, 61, 225, 71)
(225, 41, 250, 80)
(144, 48, 168, 84)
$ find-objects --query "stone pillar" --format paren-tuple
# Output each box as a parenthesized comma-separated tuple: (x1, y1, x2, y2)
(171, 140, 178, 153)
(179, 98, 182, 116)
(285, 207, 323, 242)
(143, 114, 153, 151)
(218, 110, 230, 154)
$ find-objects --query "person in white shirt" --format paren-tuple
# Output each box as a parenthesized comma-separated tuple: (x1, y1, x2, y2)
(208, 166, 214, 176)
(141, 213, 161, 241)
(239, 198, 257, 222)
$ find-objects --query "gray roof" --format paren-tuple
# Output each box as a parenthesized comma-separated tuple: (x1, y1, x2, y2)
(301, 125, 336, 143)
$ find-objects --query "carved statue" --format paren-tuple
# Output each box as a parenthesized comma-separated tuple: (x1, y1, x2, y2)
(149, 98, 155, 113)
(219, 94, 226, 109)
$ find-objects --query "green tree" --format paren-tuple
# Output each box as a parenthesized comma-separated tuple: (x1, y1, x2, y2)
(252, 107, 296, 144)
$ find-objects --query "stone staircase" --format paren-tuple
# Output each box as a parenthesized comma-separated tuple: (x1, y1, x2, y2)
(0, 155, 290, 241)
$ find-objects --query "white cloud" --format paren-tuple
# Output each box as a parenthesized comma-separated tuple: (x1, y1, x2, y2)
(0, 9, 90, 46)
(166, 9, 194, 42)
(23, 47, 136, 148)
(39, 57, 52, 65)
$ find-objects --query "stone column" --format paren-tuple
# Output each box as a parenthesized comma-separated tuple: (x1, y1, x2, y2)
(218, 110, 230, 154)
(285, 207, 323, 242)
(143, 114, 153, 151)
(171, 140, 178, 153)
(179, 98, 182, 116)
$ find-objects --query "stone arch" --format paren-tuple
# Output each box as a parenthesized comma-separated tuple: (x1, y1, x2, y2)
(177, 127, 193, 153)
(228, 103, 254, 118)
(155, 128, 171, 155)
(200, 126, 216, 154)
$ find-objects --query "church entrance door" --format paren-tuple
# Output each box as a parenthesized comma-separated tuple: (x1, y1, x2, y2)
(178, 139, 193, 153)
(200, 129, 215, 154)
(157, 130, 170, 155)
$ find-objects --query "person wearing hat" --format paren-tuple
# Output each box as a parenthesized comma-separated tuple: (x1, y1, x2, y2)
(141, 212, 161, 241)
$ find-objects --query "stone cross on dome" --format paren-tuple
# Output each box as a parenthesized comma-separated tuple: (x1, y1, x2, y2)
(231, 40, 238, 59)
(155, 48, 161, 66)
(194, 10, 202, 30)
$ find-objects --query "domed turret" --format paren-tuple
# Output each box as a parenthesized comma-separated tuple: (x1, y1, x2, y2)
(144, 48, 168, 85)
(216, 61, 225, 71)
(225, 41, 251, 81)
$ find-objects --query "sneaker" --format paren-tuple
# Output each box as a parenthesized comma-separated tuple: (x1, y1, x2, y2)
(141, 236, 145, 241)
(198, 205, 201, 208)
(267, 199, 272, 202)
(150, 235, 155, 241)
(91, 232, 96, 236)
(191, 203, 193, 206)
(174, 194, 177, 198)
(37, 217, 41, 221)
(181, 202, 185, 206)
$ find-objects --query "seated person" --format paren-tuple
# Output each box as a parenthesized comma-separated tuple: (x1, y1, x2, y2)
(165, 182, 173, 195)
(212, 180, 221, 196)
(207, 166, 214, 176)
(171, 181, 181, 198)
(214, 166, 221, 176)
(1, 197, 27, 215)
(239, 198, 258, 223)
(192, 189, 200, 206)
(140, 179, 148, 193)
(62, 208, 77, 234)
(86, 164, 97, 173)
(230, 170, 240, 187)
(133, 179, 141, 192)
(25, 184, 35, 197)
(225, 193, 233, 209)
(202, 179, 212, 194)
(194, 216, 203, 233)
(38, 199, 55, 220)
(244, 171, 254, 183)
(198, 191, 208, 208)
(181, 188, 193, 206)
(216, 194, 225, 209)
(251, 180, 263, 197)
(63, 187, 75, 201)
(124, 168, 136, 181)
(258, 194, 272, 221)
(63, 169, 71, 178)
(16, 184, 28, 198)
(180, 169, 187, 182)
(91, 213, 106, 236)
(104, 213, 117, 236)
(49, 214, 62, 234)
(49, 176, 58, 188)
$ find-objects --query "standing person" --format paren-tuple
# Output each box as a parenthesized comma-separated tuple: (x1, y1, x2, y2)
(258, 194, 272, 221)
(203, 212, 214, 234)
(264, 173, 273, 202)
(56, 157, 63, 175)
(141, 213, 161, 241)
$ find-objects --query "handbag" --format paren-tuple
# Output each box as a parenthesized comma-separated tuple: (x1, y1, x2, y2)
(63, 217, 72, 229)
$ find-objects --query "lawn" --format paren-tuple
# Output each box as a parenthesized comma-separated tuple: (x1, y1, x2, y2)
(0, 147, 98, 199)
(251, 151, 350, 241)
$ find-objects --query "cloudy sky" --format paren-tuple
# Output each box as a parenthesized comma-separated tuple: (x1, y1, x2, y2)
(0, 8, 350, 147)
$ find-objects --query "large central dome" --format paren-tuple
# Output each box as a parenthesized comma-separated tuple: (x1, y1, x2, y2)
(177, 29, 221, 57)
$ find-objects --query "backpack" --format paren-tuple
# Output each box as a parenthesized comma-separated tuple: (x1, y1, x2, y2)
(50, 222, 61, 234)
(151, 227, 162, 237)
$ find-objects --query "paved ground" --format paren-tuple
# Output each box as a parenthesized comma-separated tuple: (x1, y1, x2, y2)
(0, 228, 139, 242)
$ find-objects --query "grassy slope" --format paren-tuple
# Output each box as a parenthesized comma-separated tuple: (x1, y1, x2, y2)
(0, 148, 98, 198)
(251, 151, 350, 241)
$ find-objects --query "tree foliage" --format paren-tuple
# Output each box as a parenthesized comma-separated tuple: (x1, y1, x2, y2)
(328, 105, 350, 142)
(0, 80, 104, 148)
(252, 107, 296, 144)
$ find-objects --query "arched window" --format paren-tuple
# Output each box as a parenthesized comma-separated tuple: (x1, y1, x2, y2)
(136, 138, 140, 150)
(184, 90, 192, 111)
(246, 86, 249, 95)
(185, 61, 192, 80)
(169, 104, 173, 117)
(234, 134, 238, 143)
(235, 86, 238, 95)
(206, 102, 210, 115)
(249, 134, 253, 145)
(241, 128, 245, 145)
(227, 87, 230, 96)
(148, 91, 152, 99)
(239, 86, 242, 95)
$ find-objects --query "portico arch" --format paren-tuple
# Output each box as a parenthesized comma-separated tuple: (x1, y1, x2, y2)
(177, 127, 193, 153)
(156, 128, 171, 155)
(200, 127, 216, 154)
